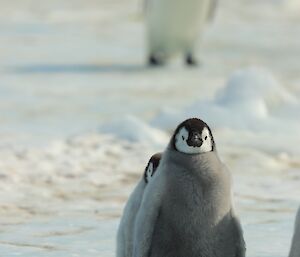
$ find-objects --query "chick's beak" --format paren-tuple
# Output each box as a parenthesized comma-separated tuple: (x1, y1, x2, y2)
(189, 132, 203, 147)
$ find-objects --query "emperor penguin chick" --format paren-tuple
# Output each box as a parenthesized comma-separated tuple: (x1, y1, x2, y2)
(133, 118, 245, 257)
(145, 0, 218, 66)
(289, 207, 300, 257)
(116, 153, 162, 257)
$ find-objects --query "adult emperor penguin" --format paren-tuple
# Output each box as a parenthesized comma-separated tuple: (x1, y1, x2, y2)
(116, 153, 162, 257)
(145, 0, 218, 65)
(289, 207, 300, 257)
(133, 118, 246, 257)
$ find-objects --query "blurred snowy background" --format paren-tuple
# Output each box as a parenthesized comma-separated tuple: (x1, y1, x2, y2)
(0, 0, 300, 256)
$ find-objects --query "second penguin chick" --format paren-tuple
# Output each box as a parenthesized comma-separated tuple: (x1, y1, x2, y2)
(289, 207, 300, 257)
(116, 153, 162, 257)
(133, 118, 245, 257)
(145, 0, 218, 66)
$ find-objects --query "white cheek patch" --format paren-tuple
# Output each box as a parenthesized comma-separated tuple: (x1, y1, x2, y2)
(200, 127, 213, 153)
(175, 127, 213, 154)
(146, 163, 154, 183)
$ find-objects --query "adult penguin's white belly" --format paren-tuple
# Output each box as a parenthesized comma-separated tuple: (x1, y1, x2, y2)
(146, 0, 211, 58)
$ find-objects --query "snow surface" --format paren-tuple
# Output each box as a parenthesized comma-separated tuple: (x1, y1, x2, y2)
(152, 67, 300, 155)
(0, 0, 299, 256)
(100, 115, 168, 147)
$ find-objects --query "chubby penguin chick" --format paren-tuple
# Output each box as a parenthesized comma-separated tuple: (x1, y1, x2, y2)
(289, 207, 300, 257)
(116, 153, 162, 257)
(145, 0, 218, 66)
(133, 118, 245, 257)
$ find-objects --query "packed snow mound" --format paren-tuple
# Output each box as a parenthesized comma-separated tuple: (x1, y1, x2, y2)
(152, 67, 299, 131)
(216, 67, 296, 115)
(100, 116, 169, 147)
(151, 68, 300, 155)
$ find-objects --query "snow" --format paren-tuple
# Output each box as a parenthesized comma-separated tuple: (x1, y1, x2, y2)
(100, 115, 168, 147)
(152, 68, 300, 155)
(0, 0, 299, 256)
(153, 67, 298, 129)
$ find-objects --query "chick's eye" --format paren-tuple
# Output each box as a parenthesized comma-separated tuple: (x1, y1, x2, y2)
(205, 136, 208, 140)
(182, 136, 185, 140)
